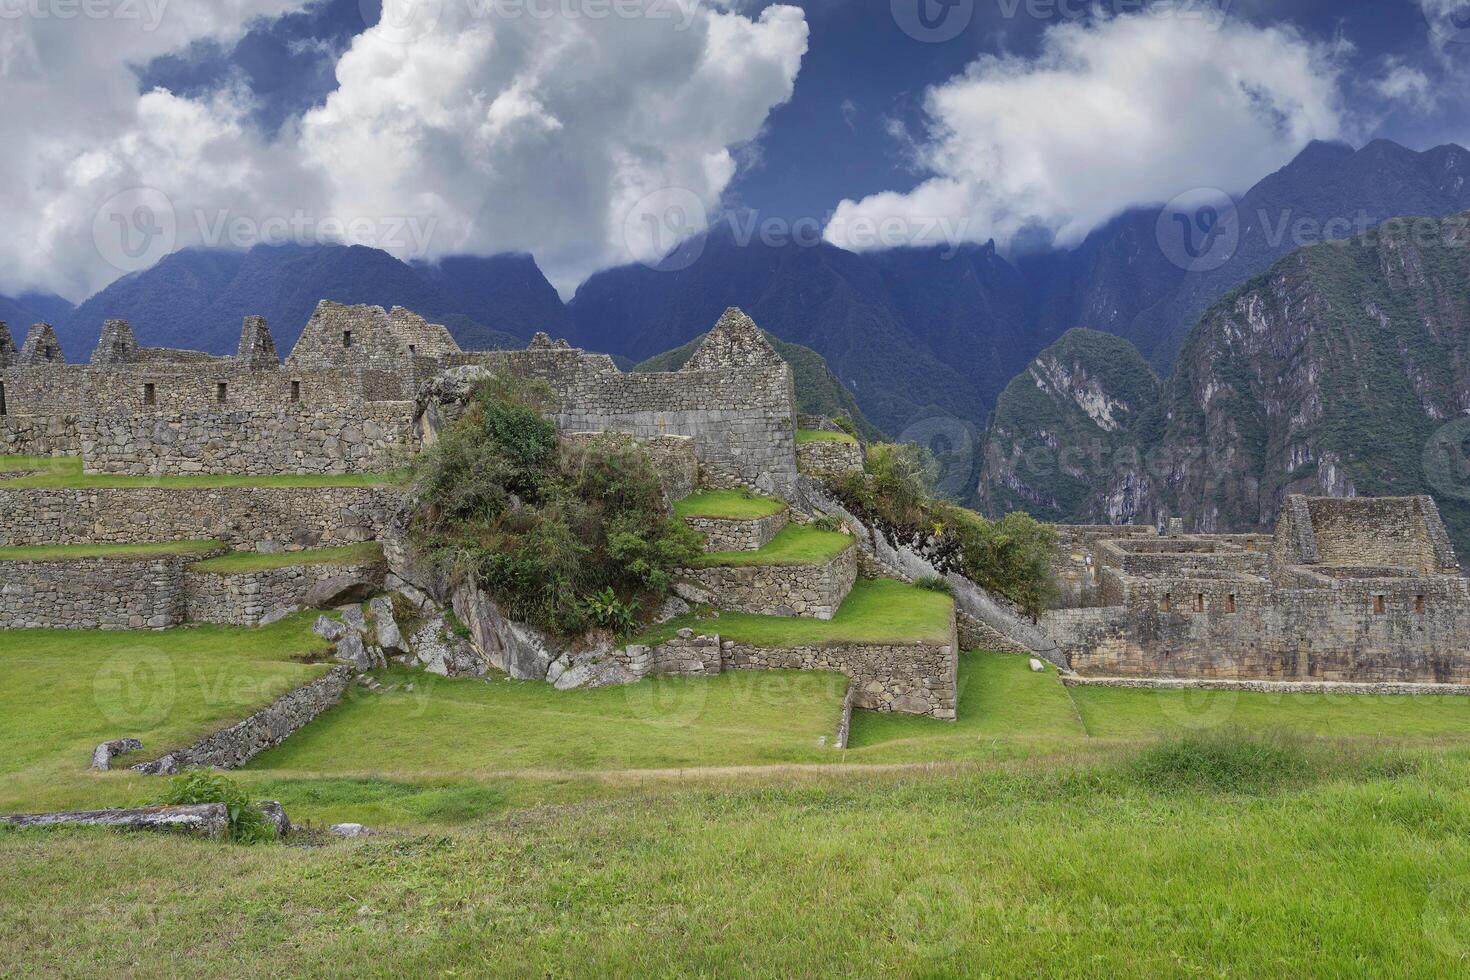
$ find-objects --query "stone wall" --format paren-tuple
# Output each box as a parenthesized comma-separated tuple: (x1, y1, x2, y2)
(185, 556, 387, 627)
(135, 665, 355, 773)
(0, 414, 80, 456)
(73, 403, 416, 475)
(796, 438, 865, 476)
(0, 553, 202, 630)
(0, 486, 405, 550)
(679, 544, 857, 620)
(685, 510, 789, 553)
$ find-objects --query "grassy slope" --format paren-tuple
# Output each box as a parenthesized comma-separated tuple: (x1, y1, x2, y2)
(188, 542, 384, 574)
(796, 428, 858, 445)
(5, 752, 1470, 976)
(641, 579, 953, 647)
(673, 489, 786, 520)
(0, 456, 402, 489)
(0, 540, 223, 562)
(0, 615, 331, 813)
(693, 524, 851, 568)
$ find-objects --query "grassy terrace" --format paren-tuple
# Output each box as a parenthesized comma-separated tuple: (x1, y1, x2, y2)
(693, 523, 852, 568)
(188, 542, 384, 575)
(673, 488, 787, 520)
(0, 540, 224, 562)
(0, 455, 404, 489)
(639, 578, 954, 648)
(796, 428, 858, 445)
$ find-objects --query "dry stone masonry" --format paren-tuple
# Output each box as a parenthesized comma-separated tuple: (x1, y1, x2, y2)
(677, 543, 858, 620)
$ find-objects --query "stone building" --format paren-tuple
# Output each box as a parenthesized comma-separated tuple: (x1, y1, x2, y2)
(1043, 495, 1470, 684)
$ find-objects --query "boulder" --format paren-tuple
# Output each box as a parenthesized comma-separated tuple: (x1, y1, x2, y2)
(450, 584, 554, 680)
(259, 801, 291, 838)
(132, 753, 181, 776)
(329, 822, 377, 839)
(305, 574, 377, 609)
(313, 615, 348, 643)
(339, 604, 369, 635)
(334, 634, 373, 671)
(90, 737, 143, 771)
(0, 804, 229, 839)
(1029, 658, 1046, 673)
(656, 596, 691, 624)
(369, 597, 404, 653)
(259, 606, 300, 627)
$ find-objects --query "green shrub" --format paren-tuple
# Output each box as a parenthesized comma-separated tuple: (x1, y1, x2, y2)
(913, 575, 955, 596)
(830, 443, 1058, 617)
(150, 771, 276, 844)
(584, 587, 640, 635)
(412, 376, 701, 638)
(1130, 729, 1311, 795)
(811, 514, 846, 533)
(832, 416, 859, 439)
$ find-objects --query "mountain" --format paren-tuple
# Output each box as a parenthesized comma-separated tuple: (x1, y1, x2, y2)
(1033, 139, 1470, 371)
(979, 210, 1470, 554)
(636, 329, 884, 442)
(56, 244, 565, 360)
(571, 141, 1470, 438)
(0, 292, 76, 334)
(976, 329, 1160, 524)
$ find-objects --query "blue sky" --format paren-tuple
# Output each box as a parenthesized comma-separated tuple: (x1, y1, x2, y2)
(3, 0, 1467, 299)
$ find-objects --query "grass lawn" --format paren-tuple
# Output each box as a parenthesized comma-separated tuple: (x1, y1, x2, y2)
(0, 454, 72, 473)
(673, 488, 786, 520)
(0, 614, 332, 815)
(693, 523, 851, 567)
(188, 542, 384, 575)
(249, 666, 848, 782)
(0, 455, 404, 489)
(796, 428, 858, 445)
(6, 748, 1470, 976)
(640, 578, 954, 648)
(0, 540, 224, 562)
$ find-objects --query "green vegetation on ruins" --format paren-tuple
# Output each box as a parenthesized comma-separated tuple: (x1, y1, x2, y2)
(411, 375, 702, 637)
(693, 524, 851, 568)
(672, 488, 787, 520)
(636, 579, 953, 648)
(833, 441, 1057, 616)
(796, 428, 858, 445)
(187, 542, 384, 575)
(0, 540, 225, 562)
(0, 455, 403, 490)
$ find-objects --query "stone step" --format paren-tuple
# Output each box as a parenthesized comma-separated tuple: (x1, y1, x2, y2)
(674, 489, 790, 553)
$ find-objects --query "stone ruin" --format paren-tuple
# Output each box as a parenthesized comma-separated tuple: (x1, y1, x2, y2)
(1043, 495, 1470, 685)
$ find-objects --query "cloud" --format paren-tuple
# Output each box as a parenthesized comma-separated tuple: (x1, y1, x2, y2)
(0, 0, 808, 301)
(1374, 58, 1435, 111)
(823, 12, 1347, 253)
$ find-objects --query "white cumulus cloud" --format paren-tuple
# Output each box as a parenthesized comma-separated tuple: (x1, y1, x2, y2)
(824, 12, 1347, 253)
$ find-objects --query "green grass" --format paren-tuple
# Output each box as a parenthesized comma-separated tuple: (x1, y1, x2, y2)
(673, 489, 787, 520)
(0, 454, 71, 473)
(693, 523, 852, 567)
(797, 428, 858, 445)
(0, 540, 224, 562)
(0, 614, 331, 815)
(0, 456, 404, 489)
(188, 542, 384, 575)
(6, 747, 1470, 976)
(640, 578, 954, 648)
(249, 666, 848, 782)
